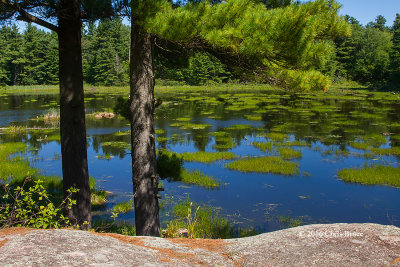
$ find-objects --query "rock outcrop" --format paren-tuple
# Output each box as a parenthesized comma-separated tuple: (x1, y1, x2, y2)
(1, 223, 399, 266)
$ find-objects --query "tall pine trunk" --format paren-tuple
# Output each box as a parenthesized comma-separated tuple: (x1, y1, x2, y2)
(130, 19, 160, 236)
(58, 0, 91, 229)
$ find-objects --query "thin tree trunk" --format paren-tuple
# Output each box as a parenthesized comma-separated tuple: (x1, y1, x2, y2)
(130, 19, 160, 236)
(58, 0, 91, 229)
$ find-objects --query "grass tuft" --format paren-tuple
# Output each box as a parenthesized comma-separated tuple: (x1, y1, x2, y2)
(277, 147, 302, 160)
(337, 165, 400, 187)
(181, 151, 237, 163)
(226, 156, 299, 176)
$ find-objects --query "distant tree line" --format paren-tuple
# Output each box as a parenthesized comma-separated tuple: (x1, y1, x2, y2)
(0, 12, 399, 88)
(335, 14, 400, 86)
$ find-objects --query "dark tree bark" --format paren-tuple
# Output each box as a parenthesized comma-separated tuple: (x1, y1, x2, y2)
(58, 0, 91, 229)
(2, 0, 93, 229)
(130, 18, 160, 236)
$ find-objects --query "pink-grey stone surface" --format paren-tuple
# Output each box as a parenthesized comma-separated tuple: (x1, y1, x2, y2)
(1, 223, 399, 266)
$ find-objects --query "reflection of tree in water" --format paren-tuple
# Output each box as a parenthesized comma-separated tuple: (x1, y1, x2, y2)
(91, 134, 130, 158)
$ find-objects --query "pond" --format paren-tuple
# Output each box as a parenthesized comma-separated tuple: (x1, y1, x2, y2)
(1, 87, 399, 232)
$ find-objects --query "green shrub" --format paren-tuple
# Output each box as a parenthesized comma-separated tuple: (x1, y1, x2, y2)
(0, 178, 78, 229)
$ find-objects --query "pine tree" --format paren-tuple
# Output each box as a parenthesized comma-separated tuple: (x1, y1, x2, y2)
(85, 18, 129, 85)
(123, 0, 349, 236)
(390, 13, 400, 83)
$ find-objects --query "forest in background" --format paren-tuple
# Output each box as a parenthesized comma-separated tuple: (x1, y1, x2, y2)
(0, 12, 399, 89)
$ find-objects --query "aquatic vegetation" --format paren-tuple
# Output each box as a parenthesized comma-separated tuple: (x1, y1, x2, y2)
(277, 147, 302, 160)
(244, 114, 263, 121)
(265, 132, 289, 142)
(181, 151, 237, 163)
(361, 134, 388, 147)
(338, 165, 400, 187)
(275, 140, 308, 147)
(175, 117, 191, 122)
(113, 199, 134, 214)
(210, 131, 229, 137)
(156, 136, 168, 142)
(93, 220, 136, 236)
(164, 198, 244, 239)
(370, 147, 400, 157)
(0, 142, 36, 181)
(155, 129, 165, 135)
(180, 169, 220, 189)
(276, 215, 304, 228)
(348, 141, 370, 150)
(113, 130, 130, 136)
(91, 189, 109, 207)
(0, 125, 27, 135)
(225, 124, 253, 131)
(170, 122, 211, 130)
(212, 135, 237, 150)
(0, 160, 36, 181)
(46, 134, 61, 142)
(252, 142, 273, 152)
(42, 108, 60, 121)
(0, 142, 27, 160)
(96, 153, 114, 160)
(101, 141, 130, 150)
(156, 150, 219, 188)
(226, 156, 299, 176)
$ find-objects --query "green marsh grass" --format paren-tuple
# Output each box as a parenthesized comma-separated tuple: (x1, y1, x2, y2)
(96, 153, 113, 160)
(169, 122, 211, 130)
(156, 136, 168, 142)
(212, 137, 237, 150)
(181, 151, 237, 163)
(155, 129, 165, 135)
(252, 142, 273, 152)
(370, 147, 400, 157)
(226, 157, 299, 176)
(244, 114, 263, 121)
(275, 140, 308, 147)
(277, 147, 302, 160)
(0, 142, 27, 159)
(337, 165, 400, 187)
(113, 199, 134, 214)
(113, 130, 130, 136)
(225, 124, 253, 131)
(163, 198, 257, 239)
(101, 141, 130, 150)
(180, 169, 220, 189)
(0, 125, 27, 135)
(265, 132, 289, 142)
(348, 141, 370, 151)
(0, 160, 36, 181)
(93, 220, 136, 236)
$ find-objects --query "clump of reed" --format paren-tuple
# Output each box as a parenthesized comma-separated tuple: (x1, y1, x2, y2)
(252, 142, 273, 152)
(226, 156, 299, 176)
(181, 151, 237, 163)
(277, 147, 302, 160)
(337, 164, 400, 187)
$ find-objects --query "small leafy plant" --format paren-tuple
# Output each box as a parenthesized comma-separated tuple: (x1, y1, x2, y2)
(0, 178, 78, 229)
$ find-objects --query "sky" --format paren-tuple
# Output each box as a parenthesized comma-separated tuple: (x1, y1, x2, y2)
(334, 0, 399, 26)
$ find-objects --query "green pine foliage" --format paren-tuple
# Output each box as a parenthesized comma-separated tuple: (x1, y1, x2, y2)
(145, 0, 349, 91)
(389, 14, 400, 83)
(83, 18, 130, 86)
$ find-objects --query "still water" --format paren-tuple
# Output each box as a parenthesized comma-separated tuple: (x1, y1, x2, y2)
(1, 89, 399, 232)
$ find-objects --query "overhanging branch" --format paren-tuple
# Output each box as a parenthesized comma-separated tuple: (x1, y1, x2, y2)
(0, 0, 58, 32)
(17, 9, 58, 32)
